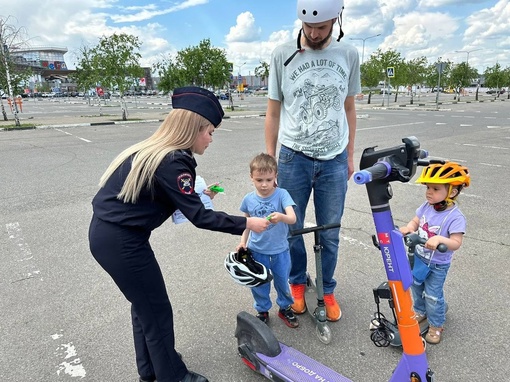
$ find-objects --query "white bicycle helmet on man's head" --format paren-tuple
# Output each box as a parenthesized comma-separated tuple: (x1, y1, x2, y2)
(297, 0, 344, 23)
(224, 248, 273, 288)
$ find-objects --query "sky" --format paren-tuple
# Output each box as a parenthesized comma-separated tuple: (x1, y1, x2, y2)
(2, 0, 510, 76)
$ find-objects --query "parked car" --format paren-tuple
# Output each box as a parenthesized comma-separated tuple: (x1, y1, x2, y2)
(379, 87, 392, 95)
(486, 88, 506, 95)
(217, 92, 229, 100)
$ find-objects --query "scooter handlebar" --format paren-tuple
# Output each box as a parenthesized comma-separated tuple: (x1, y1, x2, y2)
(290, 222, 341, 236)
(404, 233, 448, 253)
(353, 162, 392, 185)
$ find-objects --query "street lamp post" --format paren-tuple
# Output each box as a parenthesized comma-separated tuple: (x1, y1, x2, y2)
(455, 49, 482, 98)
(455, 48, 482, 67)
(349, 34, 381, 64)
(236, 62, 246, 81)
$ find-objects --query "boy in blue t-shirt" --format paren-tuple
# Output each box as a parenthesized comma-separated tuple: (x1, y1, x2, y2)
(400, 162, 470, 344)
(237, 153, 298, 328)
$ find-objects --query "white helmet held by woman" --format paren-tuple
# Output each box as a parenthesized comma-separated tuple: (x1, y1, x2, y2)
(224, 248, 273, 288)
(297, 0, 344, 23)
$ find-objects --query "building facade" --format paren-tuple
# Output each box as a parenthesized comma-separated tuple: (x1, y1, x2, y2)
(11, 46, 76, 94)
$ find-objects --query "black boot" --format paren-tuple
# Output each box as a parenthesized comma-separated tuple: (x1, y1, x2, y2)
(181, 371, 209, 382)
(138, 352, 183, 382)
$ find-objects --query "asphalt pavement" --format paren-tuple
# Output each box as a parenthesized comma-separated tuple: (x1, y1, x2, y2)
(1, 94, 509, 382)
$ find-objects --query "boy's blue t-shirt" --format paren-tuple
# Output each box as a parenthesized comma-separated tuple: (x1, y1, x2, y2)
(240, 187, 296, 255)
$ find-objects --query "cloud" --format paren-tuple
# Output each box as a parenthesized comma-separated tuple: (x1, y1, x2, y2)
(225, 12, 261, 43)
(386, 12, 459, 63)
(418, 0, 482, 7)
(110, 0, 209, 23)
(464, 0, 510, 39)
(223, 14, 296, 76)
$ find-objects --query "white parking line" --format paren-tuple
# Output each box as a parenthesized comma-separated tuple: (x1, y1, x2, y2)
(358, 121, 425, 131)
(6, 222, 41, 282)
(52, 331, 87, 378)
(54, 128, 91, 143)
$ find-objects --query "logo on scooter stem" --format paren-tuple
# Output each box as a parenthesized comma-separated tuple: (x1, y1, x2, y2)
(378, 232, 391, 244)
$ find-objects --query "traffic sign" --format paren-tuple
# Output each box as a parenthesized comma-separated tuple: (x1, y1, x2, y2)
(436, 62, 447, 74)
(238, 74, 242, 81)
(387, 67, 395, 78)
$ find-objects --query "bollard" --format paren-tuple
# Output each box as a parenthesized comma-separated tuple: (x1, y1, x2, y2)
(15, 97, 23, 112)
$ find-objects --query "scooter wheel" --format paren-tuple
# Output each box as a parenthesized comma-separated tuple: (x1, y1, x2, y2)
(316, 323, 332, 344)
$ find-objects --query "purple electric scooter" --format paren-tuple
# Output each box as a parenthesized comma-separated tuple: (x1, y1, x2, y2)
(235, 136, 436, 382)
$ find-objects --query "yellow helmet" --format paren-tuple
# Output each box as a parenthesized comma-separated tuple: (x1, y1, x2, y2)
(416, 162, 470, 187)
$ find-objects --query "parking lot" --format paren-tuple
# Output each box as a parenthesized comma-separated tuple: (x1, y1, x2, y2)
(1, 97, 509, 381)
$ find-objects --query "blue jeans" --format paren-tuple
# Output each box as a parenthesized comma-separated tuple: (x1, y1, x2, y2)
(250, 250, 294, 312)
(277, 145, 348, 294)
(411, 260, 451, 327)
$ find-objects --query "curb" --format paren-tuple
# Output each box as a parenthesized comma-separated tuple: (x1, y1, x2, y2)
(8, 113, 268, 130)
(36, 119, 164, 129)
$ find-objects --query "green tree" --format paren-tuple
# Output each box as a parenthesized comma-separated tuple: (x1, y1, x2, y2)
(254, 61, 270, 83)
(359, 60, 381, 88)
(155, 38, 230, 93)
(74, 33, 144, 120)
(365, 49, 404, 103)
(425, 59, 453, 91)
(450, 62, 478, 99)
(502, 66, 510, 99)
(484, 63, 508, 98)
(401, 57, 428, 104)
(0, 16, 32, 125)
(71, 45, 97, 100)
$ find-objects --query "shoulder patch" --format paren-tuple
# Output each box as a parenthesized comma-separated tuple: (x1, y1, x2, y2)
(177, 173, 194, 194)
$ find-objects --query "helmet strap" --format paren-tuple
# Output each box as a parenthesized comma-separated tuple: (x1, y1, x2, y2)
(433, 184, 460, 211)
(284, 29, 305, 67)
(433, 200, 448, 211)
(336, 8, 344, 42)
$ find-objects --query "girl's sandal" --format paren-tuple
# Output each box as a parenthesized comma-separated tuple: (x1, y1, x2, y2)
(425, 326, 443, 344)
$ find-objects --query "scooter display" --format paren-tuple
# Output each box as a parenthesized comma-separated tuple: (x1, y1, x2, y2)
(235, 136, 436, 382)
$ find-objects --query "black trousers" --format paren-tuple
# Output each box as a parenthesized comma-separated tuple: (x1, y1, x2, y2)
(89, 215, 187, 382)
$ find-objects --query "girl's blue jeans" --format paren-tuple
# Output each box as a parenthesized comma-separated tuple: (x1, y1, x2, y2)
(277, 145, 348, 294)
(250, 250, 294, 312)
(411, 260, 451, 328)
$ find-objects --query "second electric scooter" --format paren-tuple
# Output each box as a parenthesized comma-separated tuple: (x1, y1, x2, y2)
(235, 136, 437, 382)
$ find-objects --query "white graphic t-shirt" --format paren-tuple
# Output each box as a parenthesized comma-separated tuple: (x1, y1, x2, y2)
(268, 38, 361, 160)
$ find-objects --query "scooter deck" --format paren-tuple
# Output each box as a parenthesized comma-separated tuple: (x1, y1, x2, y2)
(257, 343, 353, 382)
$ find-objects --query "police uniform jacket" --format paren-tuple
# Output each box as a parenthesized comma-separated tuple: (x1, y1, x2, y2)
(92, 149, 246, 234)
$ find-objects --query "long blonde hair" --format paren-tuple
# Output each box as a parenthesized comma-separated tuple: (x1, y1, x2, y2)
(99, 109, 211, 203)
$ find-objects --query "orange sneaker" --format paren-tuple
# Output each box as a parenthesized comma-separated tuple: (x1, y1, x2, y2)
(290, 284, 307, 314)
(324, 293, 342, 321)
